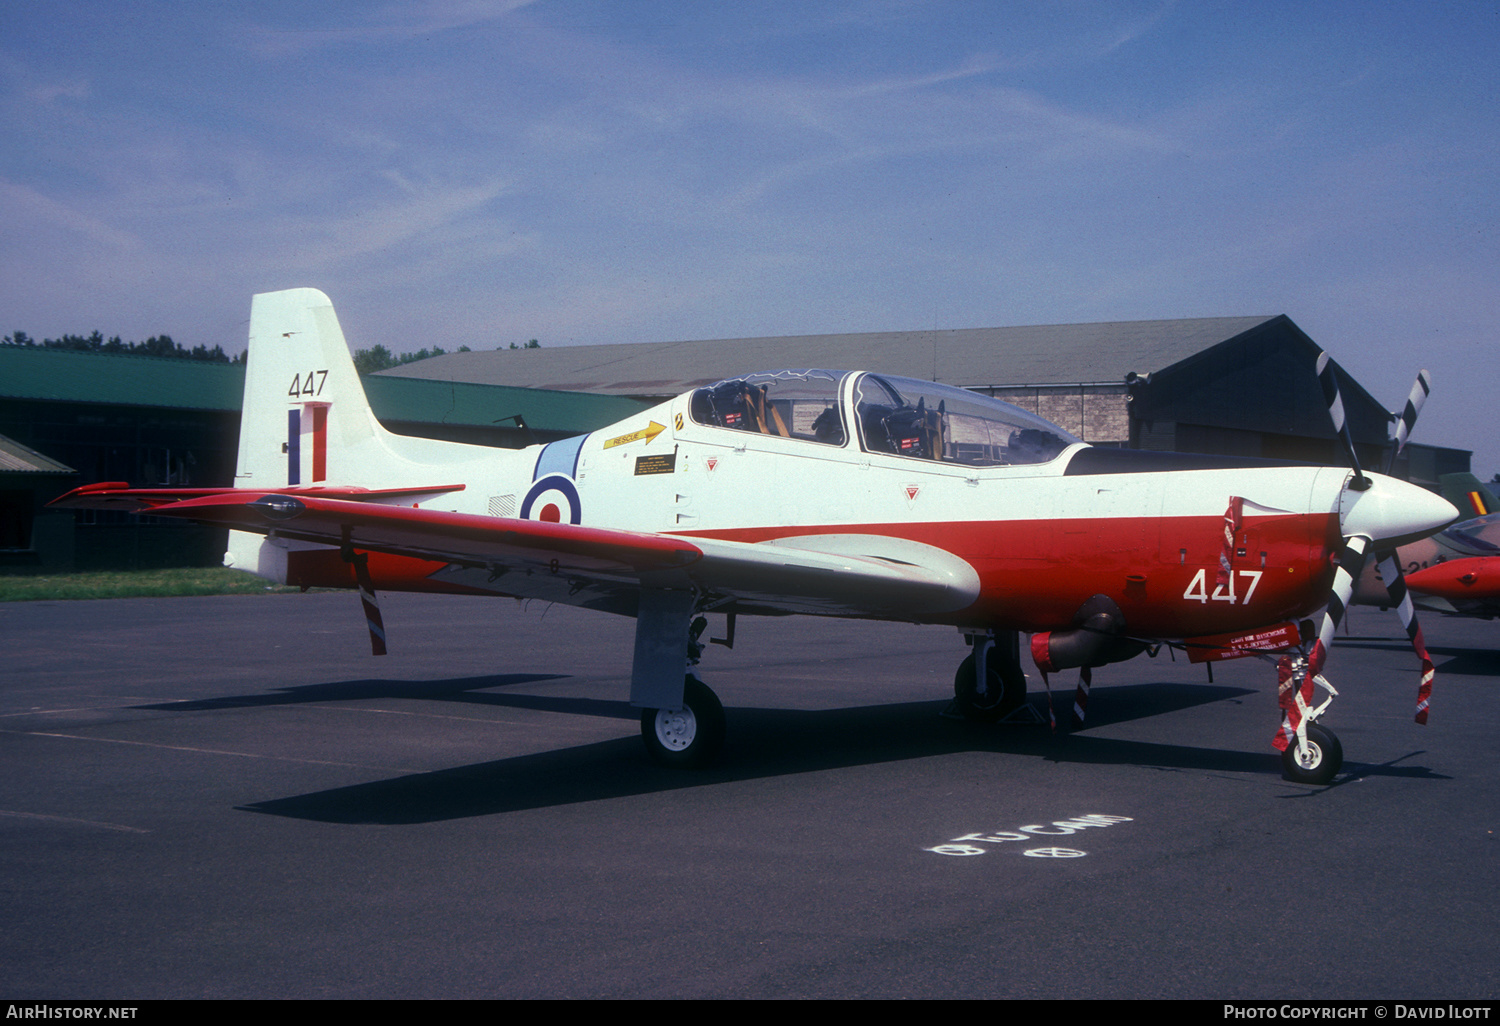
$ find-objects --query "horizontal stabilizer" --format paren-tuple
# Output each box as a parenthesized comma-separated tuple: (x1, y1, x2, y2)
(50, 481, 465, 513)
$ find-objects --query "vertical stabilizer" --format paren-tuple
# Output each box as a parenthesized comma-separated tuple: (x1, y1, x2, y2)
(235, 287, 492, 490)
(1438, 473, 1498, 519)
(236, 288, 386, 489)
(225, 288, 499, 580)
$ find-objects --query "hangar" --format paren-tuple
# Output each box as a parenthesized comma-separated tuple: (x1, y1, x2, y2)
(380, 313, 1469, 487)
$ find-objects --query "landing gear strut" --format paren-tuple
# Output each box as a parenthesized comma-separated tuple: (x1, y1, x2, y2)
(953, 630, 1028, 721)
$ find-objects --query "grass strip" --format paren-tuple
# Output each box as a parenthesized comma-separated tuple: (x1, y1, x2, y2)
(0, 568, 315, 602)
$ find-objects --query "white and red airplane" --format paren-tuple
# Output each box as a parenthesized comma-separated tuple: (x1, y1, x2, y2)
(52, 289, 1459, 783)
(1358, 473, 1500, 620)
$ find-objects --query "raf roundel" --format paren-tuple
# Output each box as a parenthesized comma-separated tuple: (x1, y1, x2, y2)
(520, 475, 582, 525)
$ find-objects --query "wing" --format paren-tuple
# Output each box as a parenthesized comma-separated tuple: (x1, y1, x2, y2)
(64, 488, 979, 619)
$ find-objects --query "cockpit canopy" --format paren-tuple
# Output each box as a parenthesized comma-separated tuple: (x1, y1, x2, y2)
(689, 370, 1078, 466)
(690, 369, 847, 445)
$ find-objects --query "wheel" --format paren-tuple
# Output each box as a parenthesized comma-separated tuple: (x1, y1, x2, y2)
(1281, 722, 1343, 785)
(954, 651, 1027, 722)
(641, 676, 726, 769)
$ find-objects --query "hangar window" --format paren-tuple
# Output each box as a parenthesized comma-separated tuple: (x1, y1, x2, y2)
(854, 374, 1077, 466)
(690, 370, 848, 446)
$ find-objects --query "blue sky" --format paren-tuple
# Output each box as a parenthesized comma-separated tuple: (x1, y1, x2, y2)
(3, 1, 1497, 473)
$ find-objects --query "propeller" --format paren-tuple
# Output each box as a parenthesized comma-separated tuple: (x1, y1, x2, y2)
(1302, 356, 1439, 734)
(1276, 532, 1366, 754)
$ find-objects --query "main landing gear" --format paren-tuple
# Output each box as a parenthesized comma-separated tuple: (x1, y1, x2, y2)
(952, 630, 1028, 722)
(636, 611, 729, 769)
(641, 675, 726, 769)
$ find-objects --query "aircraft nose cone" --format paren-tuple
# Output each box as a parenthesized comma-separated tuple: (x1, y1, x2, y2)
(1341, 472, 1459, 545)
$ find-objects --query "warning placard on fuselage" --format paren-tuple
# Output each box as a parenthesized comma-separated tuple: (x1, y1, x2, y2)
(634, 453, 677, 476)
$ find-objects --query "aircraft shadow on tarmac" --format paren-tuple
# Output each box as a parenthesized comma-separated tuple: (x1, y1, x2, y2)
(230, 676, 1447, 825)
(132, 674, 588, 713)
(1331, 636, 1500, 676)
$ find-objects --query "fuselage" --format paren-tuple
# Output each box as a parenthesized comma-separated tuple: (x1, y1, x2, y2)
(277, 370, 1367, 640)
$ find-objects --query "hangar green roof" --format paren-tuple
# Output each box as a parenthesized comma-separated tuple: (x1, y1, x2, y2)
(0, 347, 649, 435)
(0, 347, 244, 411)
(359, 375, 649, 435)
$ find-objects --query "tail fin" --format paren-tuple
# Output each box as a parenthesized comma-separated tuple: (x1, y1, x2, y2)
(226, 288, 494, 581)
(1438, 473, 1499, 519)
(236, 288, 378, 489)
(235, 287, 487, 490)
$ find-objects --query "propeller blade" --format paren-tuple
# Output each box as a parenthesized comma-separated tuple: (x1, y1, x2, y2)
(1286, 355, 1448, 754)
(1385, 370, 1432, 474)
(1316, 351, 1371, 491)
(1375, 552, 1435, 724)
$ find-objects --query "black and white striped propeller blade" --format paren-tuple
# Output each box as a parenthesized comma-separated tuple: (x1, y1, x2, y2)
(1315, 351, 1435, 725)
(1385, 369, 1432, 474)
(1316, 352, 1371, 491)
(1277, 534, 1368, 752)
(1375, 553, 1435, 724)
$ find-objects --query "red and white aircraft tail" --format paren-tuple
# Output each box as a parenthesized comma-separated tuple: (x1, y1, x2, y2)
(226, 288, 502, 582)
(236, 287, 490, 491)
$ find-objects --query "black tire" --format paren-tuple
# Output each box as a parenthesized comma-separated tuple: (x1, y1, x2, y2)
(1281, 722, 1343, 785)
(641, 676, 726, 769)
(954, 651, 1027, 722)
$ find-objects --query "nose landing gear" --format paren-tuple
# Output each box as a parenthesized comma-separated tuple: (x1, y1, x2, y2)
(1274, 652, 1344, 785)
(1281, 721, 1343, 785)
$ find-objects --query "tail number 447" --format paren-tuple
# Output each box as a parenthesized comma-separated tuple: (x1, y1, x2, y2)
(1183, 568, 1263, 605)
(289, 370, 328, 398)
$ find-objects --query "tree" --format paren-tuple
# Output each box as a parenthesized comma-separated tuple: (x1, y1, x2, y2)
(352, 344, 469, 374)
(353, 345, 396, 374)
(1, 329, 234, 362)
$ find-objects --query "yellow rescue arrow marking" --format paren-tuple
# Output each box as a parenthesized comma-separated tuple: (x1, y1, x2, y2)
(603, 421, 667, 449)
